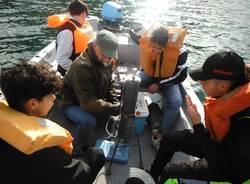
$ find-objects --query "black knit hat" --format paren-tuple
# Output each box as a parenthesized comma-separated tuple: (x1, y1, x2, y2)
(189, 50, 245, 83)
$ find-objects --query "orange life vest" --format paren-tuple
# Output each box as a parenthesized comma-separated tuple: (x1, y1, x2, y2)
(0, 101, 73, 155)
(48, 14, 94, 54)
(139, 27, 187, 78)
(204, 82, 250, 141)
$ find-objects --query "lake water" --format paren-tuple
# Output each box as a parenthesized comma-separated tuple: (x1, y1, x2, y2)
(0, 0, 250, 97)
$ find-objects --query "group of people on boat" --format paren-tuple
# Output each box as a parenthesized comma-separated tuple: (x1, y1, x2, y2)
(0, 0, 249, 183)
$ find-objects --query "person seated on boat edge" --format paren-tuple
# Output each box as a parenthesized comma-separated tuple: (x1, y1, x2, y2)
(139, 25, 188, 150)
(48, 0, 94, 76)
(60, 29, 120, 138)
(0, 62, 105, 184)
(148, 50, 250, 184)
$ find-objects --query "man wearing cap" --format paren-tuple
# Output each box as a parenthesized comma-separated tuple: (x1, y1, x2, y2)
(60, 30, 120, 133)
(148, 50, 250, 183)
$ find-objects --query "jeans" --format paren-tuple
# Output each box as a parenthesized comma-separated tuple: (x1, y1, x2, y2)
(140, 72, 183, 134)
(63, 106, 97, 148)
(63, 106, 97, 126)
(62, 107, 105, 183)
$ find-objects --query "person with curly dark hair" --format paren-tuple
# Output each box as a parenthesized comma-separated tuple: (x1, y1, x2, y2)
(0, 62, 62, 114)
(0, 62, 105, 184)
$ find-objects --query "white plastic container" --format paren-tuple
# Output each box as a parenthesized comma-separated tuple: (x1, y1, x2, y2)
(133, 92, 149, 135)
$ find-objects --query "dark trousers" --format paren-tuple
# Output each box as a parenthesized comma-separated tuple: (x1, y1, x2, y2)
(73, 124, 105, 184)
(149, 130, 240, 184)
(76, 147, 105, 184)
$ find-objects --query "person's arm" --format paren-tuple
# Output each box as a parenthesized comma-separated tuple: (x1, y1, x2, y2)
(186, 95, 250, 173)
(159, 48, 188, 86)
(186, 95, 219, 159)
(70, 63, 119, 116)
(56, 30, 74, 71)
(193, 117, 250, 176)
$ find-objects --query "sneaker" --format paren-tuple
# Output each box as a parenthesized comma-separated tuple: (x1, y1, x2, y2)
(150, 135, 161, 151)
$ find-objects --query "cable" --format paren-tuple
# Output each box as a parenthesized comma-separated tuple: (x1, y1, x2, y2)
(105, 117, 118, 138)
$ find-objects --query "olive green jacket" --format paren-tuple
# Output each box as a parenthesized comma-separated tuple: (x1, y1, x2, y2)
(61, 47, 119, 117)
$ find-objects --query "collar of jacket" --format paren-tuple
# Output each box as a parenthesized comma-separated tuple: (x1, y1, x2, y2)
(68, 15, 82, 27)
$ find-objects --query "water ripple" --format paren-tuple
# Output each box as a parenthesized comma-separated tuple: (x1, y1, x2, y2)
(1, 0, 250, 96)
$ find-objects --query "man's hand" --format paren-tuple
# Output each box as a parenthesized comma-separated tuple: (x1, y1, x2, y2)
(186, 95, 201, 125)
(148, 83, 159, 93)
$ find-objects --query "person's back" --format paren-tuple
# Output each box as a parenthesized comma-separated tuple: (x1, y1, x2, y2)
(222, 107, 250, 179)
(0, 62, 105, 184)
(48, 0, 93, 75)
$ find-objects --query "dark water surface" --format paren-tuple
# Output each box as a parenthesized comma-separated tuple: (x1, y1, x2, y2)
(1, 0, 250, 96)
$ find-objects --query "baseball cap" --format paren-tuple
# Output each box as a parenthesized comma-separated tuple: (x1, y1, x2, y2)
(189, 50, 246, 83)
(96, 30, 118, 59)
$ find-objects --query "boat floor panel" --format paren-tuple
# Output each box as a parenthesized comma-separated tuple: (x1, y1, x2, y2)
(47, 102, 204, 184)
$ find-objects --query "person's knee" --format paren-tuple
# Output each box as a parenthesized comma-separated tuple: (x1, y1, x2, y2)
(167, 96, 183, 109)
(80, 114, 96, 126)
(63, 106, 97, 126)
(92, 148, 105, 167)
(75, 115, 96, 126)
(175, 95, 183, 107)
(87, 115, 97, 125)
(163, 86, 183, 108)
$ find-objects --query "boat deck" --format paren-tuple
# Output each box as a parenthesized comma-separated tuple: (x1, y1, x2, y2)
(47, 101, 156, 184)
(46, 86, 204, 184)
